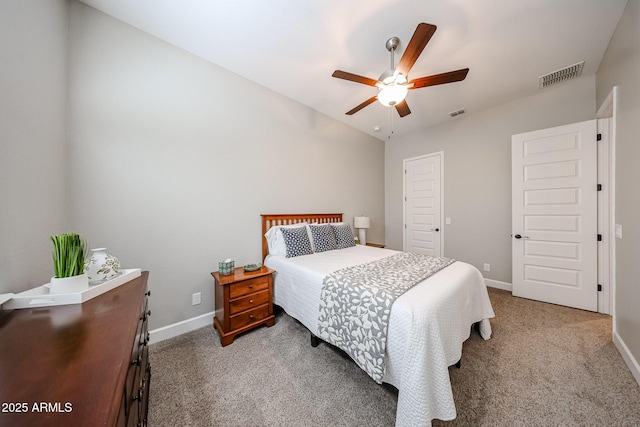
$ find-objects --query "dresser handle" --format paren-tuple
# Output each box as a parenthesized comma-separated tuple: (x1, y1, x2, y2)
(140, 310, 151, 321)
(139, 331, 150, 345)
(132, 356, 141, 366)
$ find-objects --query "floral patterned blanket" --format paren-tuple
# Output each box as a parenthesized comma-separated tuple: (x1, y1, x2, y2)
(317, 252, 455, 383)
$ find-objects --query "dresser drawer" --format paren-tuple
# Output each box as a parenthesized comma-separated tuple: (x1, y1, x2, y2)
(229, 276, 269, 299)
(229, 290, 270, 315)
(229, 304, 270, 331)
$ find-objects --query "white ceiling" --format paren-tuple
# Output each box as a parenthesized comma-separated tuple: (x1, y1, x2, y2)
(78, 0, 627, 141)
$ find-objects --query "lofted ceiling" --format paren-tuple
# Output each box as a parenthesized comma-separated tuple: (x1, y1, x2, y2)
(78, 0, 627, 141)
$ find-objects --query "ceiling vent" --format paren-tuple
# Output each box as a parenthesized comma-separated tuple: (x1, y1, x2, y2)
(539, 61, 584, 88)
(449, 108, 465, 117)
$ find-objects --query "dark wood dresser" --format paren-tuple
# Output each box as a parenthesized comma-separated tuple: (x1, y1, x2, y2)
(0, 271, 151, 427)
(212, 266, 275, 346)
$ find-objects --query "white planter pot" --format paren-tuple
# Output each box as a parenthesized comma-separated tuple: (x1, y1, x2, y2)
(50, 273, 89, 294)
(84, 248, 121, 285)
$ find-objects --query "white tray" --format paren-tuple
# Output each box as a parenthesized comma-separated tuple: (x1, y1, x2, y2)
(1, 269, 141, 309)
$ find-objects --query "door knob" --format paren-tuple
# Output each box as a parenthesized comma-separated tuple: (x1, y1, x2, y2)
(430, 228, 440, 232)
(514, 234, 522, 239)
(512, 234, 530, 239)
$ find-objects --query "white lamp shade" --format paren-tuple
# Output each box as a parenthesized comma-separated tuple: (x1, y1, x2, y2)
(354, 216, 370, 229)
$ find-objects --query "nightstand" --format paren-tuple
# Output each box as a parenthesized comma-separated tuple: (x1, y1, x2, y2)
(366, 242, 386, 248)
(212, 266, 275, 346)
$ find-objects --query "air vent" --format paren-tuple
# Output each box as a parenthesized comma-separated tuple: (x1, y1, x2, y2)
(539, 61, 584, 88)
(449, 108, 465, 117)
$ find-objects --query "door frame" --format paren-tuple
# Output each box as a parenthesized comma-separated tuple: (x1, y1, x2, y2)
(402, 151, 445, 255)
(596, 86, 617, 316)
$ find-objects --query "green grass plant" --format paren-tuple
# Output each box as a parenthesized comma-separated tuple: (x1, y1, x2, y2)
(51, 233, 87, 278)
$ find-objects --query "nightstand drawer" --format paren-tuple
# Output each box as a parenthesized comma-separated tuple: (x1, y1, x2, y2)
(229, 290, 270, 315)
(229, 304, 270, 331)
(229, 276, 269, 299)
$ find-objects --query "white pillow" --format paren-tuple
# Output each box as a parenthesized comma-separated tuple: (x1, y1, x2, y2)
(265, 223, 312, 256)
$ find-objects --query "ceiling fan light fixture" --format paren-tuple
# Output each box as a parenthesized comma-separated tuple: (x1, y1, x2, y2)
(377, 84, 408, 107)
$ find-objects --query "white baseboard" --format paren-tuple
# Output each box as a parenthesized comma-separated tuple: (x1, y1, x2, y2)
(149, 311, 214, 344)
(613, 331, 640, 387)
(484, 278, 512, 292)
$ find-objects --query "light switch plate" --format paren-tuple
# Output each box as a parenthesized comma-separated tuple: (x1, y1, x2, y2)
(615, 224, 623, 239)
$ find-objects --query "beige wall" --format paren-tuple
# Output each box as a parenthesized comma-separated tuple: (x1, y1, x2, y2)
(385, 76, 596, 283)
(596, 0, 640, 380)
(0, 0, 68, 293)
(67, 3, 384, 330)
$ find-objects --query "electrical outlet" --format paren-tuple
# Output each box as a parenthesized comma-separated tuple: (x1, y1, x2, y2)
(445, 217, 451, 225)
(192, 292, 201, 305)
(483, 263, 490, 272)
(615, 224, 623, 239)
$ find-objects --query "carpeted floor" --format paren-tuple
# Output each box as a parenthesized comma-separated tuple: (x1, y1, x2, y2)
(148, 288, 640, 426)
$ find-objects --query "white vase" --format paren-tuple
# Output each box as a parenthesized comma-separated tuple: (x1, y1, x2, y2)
(84, 248, 121, 285)
(50, 273, 89, 294)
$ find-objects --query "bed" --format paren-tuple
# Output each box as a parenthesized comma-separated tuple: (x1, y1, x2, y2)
(261, 213, 495, 426)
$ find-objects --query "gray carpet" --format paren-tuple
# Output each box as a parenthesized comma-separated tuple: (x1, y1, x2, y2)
(148, 288, 640, 426)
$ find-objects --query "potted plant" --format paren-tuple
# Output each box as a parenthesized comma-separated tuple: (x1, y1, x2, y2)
(50, 233, 89, 294)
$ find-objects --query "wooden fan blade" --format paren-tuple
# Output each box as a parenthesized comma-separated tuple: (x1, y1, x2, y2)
(409, 68, 469, 89)
(332, 70, 380, 87)
(346, 96, 378, 115)
(396, 23, 437, 76)
(395, 100, 411, 117)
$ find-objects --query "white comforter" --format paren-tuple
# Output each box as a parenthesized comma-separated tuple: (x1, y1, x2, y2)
(265, 245, 495, 426)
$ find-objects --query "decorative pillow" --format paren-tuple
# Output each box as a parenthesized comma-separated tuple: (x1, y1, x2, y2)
(280, 226, 314, 258)
(332, 223, 356, 249)
(309, 224, 338, 253)
(265, 223, 309, 256)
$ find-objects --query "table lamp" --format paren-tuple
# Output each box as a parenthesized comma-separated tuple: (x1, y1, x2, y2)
(354, 216, 370, 246)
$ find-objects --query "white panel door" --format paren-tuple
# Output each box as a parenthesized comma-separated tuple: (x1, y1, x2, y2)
(512, 120, 597, 311)
(404, 153, 442, 256)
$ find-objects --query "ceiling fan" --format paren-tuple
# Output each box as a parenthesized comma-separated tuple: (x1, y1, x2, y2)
(332, 23, 469, 118)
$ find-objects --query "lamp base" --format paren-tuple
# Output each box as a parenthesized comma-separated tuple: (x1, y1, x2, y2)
(358, 228, 367, 246)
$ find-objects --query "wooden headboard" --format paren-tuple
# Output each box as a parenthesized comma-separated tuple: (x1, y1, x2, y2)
(261, 213, 343, 261)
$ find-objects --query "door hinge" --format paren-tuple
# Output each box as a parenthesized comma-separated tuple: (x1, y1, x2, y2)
(405, 169, 407, 174)
(597, 184, 602, 191)
(597, 133, 602, 141)
(404, 196, 407, 202)
(404, 224, 407, 229)
(597, 234, 602, 241)
(597, 284, 603, 292)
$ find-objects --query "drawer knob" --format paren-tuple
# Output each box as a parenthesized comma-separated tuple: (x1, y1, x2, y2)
(248, 284, 253, 289)
(146, 290, 151, 297)
(140, 334, 149, 346)
(249, 314, 255, 320)
(249, 299, 253, 304)
(131, 356, 141, 366)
